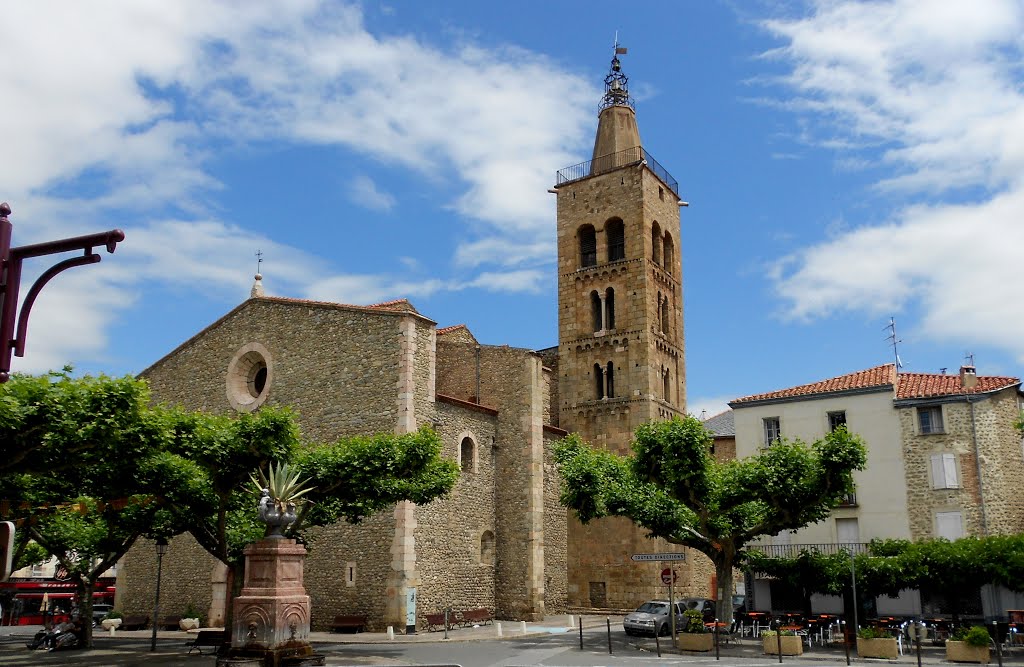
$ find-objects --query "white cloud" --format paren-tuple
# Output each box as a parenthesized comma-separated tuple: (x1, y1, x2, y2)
(687, 395, 734, 421)
(347, 175, 396, 212)
(468, 269, 546, 293)
(762, 0, 1024, 361)
(0, 1, 596, 371)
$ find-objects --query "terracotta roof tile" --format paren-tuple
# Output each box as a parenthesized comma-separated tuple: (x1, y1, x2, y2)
(895, 372, 1019, 400)
(437, 324, 468, 335)
(730, 364, 896, 405)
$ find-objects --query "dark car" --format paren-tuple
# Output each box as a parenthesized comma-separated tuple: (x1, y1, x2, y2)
(623, 600, 685, 636)
(679, 597, 717, 623)
(91, 604, 113, 627)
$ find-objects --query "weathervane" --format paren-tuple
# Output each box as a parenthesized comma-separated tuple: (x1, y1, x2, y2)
(600, 33, 633, 111)
(255, 248, 263, 276)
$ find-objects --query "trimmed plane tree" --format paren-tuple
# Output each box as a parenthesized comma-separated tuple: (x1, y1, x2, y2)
(555, 415, 867, 624)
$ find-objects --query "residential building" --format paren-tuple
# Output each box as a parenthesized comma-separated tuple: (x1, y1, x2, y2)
(729, 363, 1024, 618)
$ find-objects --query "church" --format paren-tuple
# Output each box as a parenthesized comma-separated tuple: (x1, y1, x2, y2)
(117, 51, 714, 630)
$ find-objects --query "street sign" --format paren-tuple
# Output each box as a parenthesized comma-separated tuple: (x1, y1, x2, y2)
(660, 568, 677, 585)
(630, 552, 686, 562)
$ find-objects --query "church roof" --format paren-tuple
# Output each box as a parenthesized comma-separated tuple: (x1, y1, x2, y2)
(702, 409, 734, 437)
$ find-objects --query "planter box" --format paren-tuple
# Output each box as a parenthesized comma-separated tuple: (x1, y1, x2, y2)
(179, 618, 200, 631)
(946, 641, 990, 664)
(677, 632, 714, 652)
(100, 618, 122, 632)
(858, 636, 899, 659)
(763, 634, 803, 656)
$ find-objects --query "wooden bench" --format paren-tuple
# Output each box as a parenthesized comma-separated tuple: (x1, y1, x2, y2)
(459, 608, 493, 627)
(425, 612, 449, 632)
(330, 615, 367, 633)
(159, 615, 183, 630)
(187, 629, 226, 655)
(120, 615, 150, 631)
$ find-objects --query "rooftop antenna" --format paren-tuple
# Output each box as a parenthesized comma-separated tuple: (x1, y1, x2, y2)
(964, 352, 975, 367)
(884, 317, 903, 370)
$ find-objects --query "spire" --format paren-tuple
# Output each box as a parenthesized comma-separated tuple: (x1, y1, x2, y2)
(591, 41, 642, 162)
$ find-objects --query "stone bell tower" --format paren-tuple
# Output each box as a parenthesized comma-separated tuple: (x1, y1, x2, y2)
(554, 48, 697, 609)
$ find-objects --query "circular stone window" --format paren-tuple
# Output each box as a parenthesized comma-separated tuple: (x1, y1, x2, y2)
(226, 342, 273, 412)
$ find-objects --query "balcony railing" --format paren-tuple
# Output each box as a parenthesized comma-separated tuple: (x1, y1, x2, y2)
(838, 491, 858, 507)
(556, 146, 679, 197)
(748, 542, 869, 559)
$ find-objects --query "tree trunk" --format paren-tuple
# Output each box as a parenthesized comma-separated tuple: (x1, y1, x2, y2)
(714, 555, 735, 626)
(75, 579, 94, 649)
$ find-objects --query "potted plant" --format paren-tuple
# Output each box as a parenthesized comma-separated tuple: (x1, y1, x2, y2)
(763, 629, 803, 656)
(676, 609, 713, 652)
(100, 610, 123, 632)
(857, 627, 899, 659)
(179, 602, 202, 631)
(251, 462, 315, 538)
(946, 626, 991, 663)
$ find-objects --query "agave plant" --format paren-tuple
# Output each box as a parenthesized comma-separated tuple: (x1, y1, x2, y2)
(250, 461, 315, 515)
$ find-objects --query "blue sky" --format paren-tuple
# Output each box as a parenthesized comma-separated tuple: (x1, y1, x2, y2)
(5, 0, 1024, 417)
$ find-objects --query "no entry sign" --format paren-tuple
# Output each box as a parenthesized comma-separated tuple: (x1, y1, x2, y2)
(660, 568, 677, 585)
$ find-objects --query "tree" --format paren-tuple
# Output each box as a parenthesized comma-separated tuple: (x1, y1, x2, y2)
(166, 420, 460, 631)
(555, 415, 867, 624)
(0, 371, 203, 648)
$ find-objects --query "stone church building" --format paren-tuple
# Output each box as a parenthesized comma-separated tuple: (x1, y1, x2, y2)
(117, 52, 714, 629)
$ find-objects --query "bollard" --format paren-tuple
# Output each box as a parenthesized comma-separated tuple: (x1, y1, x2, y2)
(993, 620, 1004, 667)
(109, 624, 117, 637)
(655, 627, 661, 657)
(520, 620, 527, 634)
(386, 626, 394, 641)
(715, 617, 720, 661)
(842, 620, 850, 666)
(496, 621, 503, 638)
(568, 614, 574, 628)
(578, 617, 583, 650)
(443, 609, 449, 640)
(777, 621, 783, 664)
(607, 617, 613, 655)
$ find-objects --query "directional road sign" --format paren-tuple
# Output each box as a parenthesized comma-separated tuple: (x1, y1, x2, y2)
(630, 552, 686, 562)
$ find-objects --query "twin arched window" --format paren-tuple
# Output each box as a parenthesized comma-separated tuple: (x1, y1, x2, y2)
(590, 288, 617, 332)
(594, 361, 615, 399)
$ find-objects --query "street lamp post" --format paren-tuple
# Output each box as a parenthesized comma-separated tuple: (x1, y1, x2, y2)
(0, 202, 124, 382)
(150, 539, 168, 652)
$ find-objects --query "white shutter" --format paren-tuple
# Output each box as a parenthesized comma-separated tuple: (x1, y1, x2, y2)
(930, 454, 946, 489)
(942, 453, 959, 488)
(936, 511, 964, 540)
(836, 518, 860, 544)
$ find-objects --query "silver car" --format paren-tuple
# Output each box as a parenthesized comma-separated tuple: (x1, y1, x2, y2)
(623, 600, 684, 636)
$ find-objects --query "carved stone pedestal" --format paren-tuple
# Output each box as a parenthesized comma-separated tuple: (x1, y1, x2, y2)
(218, 538, 323, 667)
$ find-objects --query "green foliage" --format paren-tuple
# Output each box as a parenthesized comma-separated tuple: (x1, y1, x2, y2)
(682, 609, 706, 633)
(104, 610, 122, 620)
(858, 627, 893, 639)
(762, 630, 796, 637)
(251, 461, 314, 507)
(183, 602, 203, 623)
(952, 626, 991, 647)
(13, 540, 50, 572)
(555, 416, 867, 623)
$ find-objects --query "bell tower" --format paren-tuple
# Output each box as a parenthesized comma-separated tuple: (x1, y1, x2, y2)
(554, 48, 695, 609)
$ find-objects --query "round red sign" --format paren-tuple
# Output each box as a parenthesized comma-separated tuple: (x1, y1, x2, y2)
(660, 568, 677, 585)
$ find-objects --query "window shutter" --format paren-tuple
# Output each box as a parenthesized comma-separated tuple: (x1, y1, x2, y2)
(942, 453, 959, 488)
(930, 454, 945, 489)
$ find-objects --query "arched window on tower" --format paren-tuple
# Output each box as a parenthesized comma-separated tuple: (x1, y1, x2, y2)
(663, 368, 671, 402)
(579, 225, 597, 268)
(594, 363, 605, 400)
(607, 361, 615, 399)
(651, 221, 662, 266)
(480, 530, 496, 565)
(606, 218, 625, 262)
(663, 233, 674, 274)
(606, 288, 615, 330)
(657, 291, 663, 332)
(661, 297, 670, 334)
(461, 437, 475, 473)
(590, 290, 602, 332)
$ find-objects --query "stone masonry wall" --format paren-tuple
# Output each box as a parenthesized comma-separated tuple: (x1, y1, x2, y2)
(543, 431, 568, 612)
(900, 388, 1024, 540)
(414, 401, 498, 620)
(117, 535, 218, 620)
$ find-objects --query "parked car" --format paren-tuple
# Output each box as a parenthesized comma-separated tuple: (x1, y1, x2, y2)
(623, 600, 685, 636)
(91, 604, 113, 627)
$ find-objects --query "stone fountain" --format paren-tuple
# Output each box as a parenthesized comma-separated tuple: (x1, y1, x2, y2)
(217, 491, 323, 667)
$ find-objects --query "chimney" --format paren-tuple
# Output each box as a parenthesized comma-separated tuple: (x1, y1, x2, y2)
(960, 365, 978, 389)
